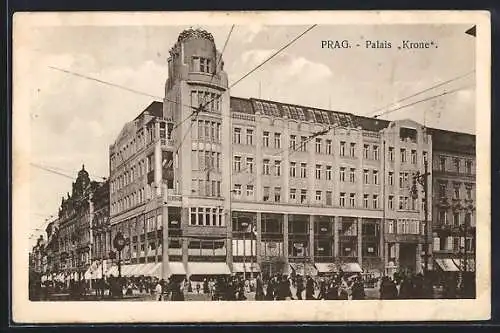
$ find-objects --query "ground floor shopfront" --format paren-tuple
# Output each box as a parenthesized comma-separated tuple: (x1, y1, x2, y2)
(86, 206, 428, 280)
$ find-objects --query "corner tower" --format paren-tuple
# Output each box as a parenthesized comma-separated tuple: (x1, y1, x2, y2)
(163, 28, 232, 277)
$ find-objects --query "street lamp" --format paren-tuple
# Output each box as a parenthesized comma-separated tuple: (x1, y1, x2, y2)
(113, 231, 126, 279)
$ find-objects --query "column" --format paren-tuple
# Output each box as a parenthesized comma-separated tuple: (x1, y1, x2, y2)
(161, 184, 169, 279)
(357, 217, 362, 266)
(415, 243, 423, 274)
(256, 212, 262, 267)
(226, 211, 233, 270)
(255, 112, 263, 202)
(394, 243, 400, 267)
(384, 243, 389, 266)
(283, 214, 289, 274)
(283, 117, 290, 203)
(333, 216, 340, 258)
(181, 207, 189, 270)
(309, 215, 315, 261)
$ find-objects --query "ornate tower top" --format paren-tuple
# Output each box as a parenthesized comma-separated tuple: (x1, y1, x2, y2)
(177, 28, 214, 43)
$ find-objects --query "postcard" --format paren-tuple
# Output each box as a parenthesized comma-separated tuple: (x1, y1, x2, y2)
(12, 10, 491, 323)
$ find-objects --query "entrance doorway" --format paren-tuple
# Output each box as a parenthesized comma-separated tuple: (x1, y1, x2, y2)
(399, 243, 417, 275)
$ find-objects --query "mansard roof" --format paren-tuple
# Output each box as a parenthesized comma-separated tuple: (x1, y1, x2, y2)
(229, 96, 390, 132)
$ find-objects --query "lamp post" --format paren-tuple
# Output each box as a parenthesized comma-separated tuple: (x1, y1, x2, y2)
(113, 231, 126, 279)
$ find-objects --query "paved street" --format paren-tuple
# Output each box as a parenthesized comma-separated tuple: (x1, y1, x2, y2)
(41, 288, 386, 301)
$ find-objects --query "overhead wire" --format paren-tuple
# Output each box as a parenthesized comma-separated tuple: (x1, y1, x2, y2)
(371, 70, 475, 118)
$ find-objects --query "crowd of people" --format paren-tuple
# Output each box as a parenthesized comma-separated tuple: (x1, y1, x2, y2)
(31, 270, 475, 301)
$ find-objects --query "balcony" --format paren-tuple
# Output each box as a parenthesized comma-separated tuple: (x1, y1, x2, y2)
(160, 138, 174, 147)
(433, 169, 475, 179)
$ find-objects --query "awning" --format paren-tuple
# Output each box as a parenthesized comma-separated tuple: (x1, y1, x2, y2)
(106, 265, 119, 277)
(233, 262, 261, 273)
(340, 262, 363, 273)
(435, 258, 460, 272)
(168, 262, 187, 275)
(144, 263, 162, 277)
(315, 263, 338, 273)
(289, 263, 305, 275)
(187, 262, 231, 275)
(452, 258, 476, 272)
(120, 264, 137, 277)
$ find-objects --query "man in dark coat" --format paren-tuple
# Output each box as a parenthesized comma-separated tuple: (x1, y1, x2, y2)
(305, 276, 316, 300)
(255, 273, 264, 301)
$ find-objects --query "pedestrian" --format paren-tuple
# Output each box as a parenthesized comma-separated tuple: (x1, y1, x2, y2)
(305, 276, 316, 300)
(351, 276, 366, 300)
(155, 279, 163, 301)
(255, 273, 264, 301)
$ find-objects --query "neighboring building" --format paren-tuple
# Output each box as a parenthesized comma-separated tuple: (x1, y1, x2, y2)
(44, 218, 60, 279)
(31, 235, 46, 274)
(107, 28, 437, 280)
(57, 165, 103, 280)
(429, 128, 476, 274)
(90, 180, 110, 278)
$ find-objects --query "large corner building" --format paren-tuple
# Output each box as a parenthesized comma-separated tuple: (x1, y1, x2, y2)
(105, 28, 474, 280)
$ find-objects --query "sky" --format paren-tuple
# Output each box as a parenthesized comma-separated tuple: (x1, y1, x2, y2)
(20, 23, 476, 245)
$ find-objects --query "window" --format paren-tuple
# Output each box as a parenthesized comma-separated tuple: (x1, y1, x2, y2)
(466, 160, 473, 174)
(246, 157, 254, 174)
(275, 160, 281, 176)
(388, 172, 394, 186)
(315, 138, 322, 153)
(454, 184, 460, 199)
(454, 158, 461, 173)
(439, 156, 446, 171)
(246, 129, 254, 145)
(233, 128, 241, 144)
(373, 170, 379, 185)
(326, 166, 332, 180)
(290, 162, 297, 177)
(349, 193, 355, 207)
(400, 148, 407, 163)
(300, 189, 307, 203)
(300, 163, 307, 178)
(350, 143, 356, 157)
(399, 172, 404, 188)
(349, 168, 356, 183)
(340, 141, 346, 156)
(246, 185, 254, 197)
(437, 182, 446, 198)
(316, 190, 322, 202)
(363, 169, 369, 184)
(339, 167, 346, 182)
(300, 136, 308, 152)
(388, 220, 394, 234)
(389, 195, 394, 210)
(274, 133, 281, 149)
(339, 192, 346, 207)
(290, 135, 297, 150)
(274, 187, 281, 202)
(465, 212, 472, 226)
(439, 210, 447, 224)
(290, 188, 297, 200)
(363, 144, 369, 159)
(233, 156, 241, 172)
(373, 145, 379, 160)
(263, 131, 269, 147)
(363, 194, 369, 208)
(466, 186, 472, 200)
(263, 186, 270, 202)
(372, 195, 379, 209)
(233, 184, 242, 197)
(326, 140, 332, 154)
(263, 159, 270, 175)
(453, 212, 460, 226)
(326, 191, 333, 205)
(315, 165, 322, 179)
(411, 150, 417, 164)
(388, 147, 394, 161)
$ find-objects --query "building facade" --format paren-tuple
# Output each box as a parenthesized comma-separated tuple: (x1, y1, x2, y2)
(107, 28, 438, 280)
(57, 165, 103, 280)
(429, 128, 476, 274)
